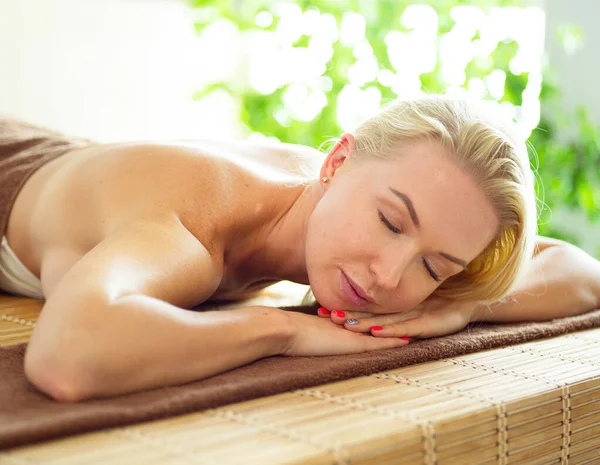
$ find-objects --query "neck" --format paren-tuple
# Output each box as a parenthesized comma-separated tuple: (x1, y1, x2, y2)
(230, 180, 322, 285)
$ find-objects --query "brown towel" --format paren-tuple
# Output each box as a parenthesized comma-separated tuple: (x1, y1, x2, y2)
(1, 306, 599, 450)
(0, 117, 92, 237)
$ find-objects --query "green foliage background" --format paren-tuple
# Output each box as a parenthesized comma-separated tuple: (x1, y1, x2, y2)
(189, 0, 599, 256)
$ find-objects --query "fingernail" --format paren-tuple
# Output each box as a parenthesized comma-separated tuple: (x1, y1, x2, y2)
(333, 310, 346, 318)
(318, 307, 331, 315)
(346, 318, 360, 325)
(371, 326, 383, 331)
(400, 337, 411, 341)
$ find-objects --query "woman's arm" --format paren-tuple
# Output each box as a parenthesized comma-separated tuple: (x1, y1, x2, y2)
(471, 236, 600, 323)
(33, 296, 291, 402)
(24, 213, 292, 402)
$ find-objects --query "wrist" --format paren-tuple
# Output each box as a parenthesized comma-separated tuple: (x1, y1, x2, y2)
(253, 306, 296, 357)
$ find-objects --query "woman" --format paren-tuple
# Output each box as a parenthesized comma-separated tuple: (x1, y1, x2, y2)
(1, 96, 598, 402)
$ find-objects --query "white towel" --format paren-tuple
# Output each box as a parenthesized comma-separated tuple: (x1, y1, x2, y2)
(0, 235, 43, 299)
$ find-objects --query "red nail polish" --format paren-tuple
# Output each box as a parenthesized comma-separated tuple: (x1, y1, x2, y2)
(400, 337, 411, 341)
(318, 307, 331, 315)
(371, 326, 383, 331)
(333, 310, 346, 318)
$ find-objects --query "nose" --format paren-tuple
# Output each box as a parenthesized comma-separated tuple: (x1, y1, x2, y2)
(370, 248, 412, 292)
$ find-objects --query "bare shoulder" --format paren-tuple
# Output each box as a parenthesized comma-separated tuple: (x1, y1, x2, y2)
(174, 138, 324, 177)
(534, 235, 571, 255)
(25, 142, 238, 251)
(87, 143, 238, 245)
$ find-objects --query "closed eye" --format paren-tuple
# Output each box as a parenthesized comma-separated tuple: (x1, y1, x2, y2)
(422, 258, 441, 282)
(378, 211, 441, 282)
(378, 211, 402, 234)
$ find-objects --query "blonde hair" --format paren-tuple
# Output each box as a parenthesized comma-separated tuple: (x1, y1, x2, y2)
(305, 95, 537, 305)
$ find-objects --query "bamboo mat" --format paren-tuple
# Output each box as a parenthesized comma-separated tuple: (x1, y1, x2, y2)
(1, 292, 600, 464)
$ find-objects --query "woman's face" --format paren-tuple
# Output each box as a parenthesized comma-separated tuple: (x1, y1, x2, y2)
(305, 135, 500, 314)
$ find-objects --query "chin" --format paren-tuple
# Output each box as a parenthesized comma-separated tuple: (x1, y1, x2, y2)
(305, 260, 345, 309)
(306, 275, 333, 309)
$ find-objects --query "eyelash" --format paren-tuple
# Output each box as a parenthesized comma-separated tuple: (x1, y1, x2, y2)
(378, 211, 441, 282)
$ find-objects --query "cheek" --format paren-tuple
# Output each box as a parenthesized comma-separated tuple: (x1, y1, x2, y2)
(384, 269, 439, 311)
(310, 202, 356, 249)
(304, 211, 340, 276)
(305, 212, 334, 253)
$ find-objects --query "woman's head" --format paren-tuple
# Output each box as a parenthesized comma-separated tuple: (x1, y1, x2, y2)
(303, 95, 537, 312)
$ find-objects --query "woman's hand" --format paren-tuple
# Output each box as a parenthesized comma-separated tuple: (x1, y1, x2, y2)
(281, 310, 410, 357)
(318, 297, 479, 340)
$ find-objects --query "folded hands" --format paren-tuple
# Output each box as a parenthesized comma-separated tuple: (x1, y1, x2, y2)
(317, 296, 481, 341)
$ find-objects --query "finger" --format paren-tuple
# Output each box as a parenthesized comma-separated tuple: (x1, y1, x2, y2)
(330, 309, 347, 324)
(342, 311, 418, 333)
(317, 307, 332, 318)
(330, 309, 373, 325)
(362, 334, 411, 351)
(371, 310, 468, 339)
(369, 317, 423, 338)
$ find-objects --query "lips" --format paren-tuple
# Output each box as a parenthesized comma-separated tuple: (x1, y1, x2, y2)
(340, 270, 372, 306)
(345, 274, 374, 303)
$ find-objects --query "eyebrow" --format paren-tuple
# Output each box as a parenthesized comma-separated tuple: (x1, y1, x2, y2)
(388, 187, 468, 270)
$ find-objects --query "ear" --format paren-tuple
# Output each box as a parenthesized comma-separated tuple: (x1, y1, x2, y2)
(319, 133, 356, 188)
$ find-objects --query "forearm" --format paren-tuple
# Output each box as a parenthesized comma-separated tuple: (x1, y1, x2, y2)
(471, 243, 600, 323)
(25, 296, 292, 401)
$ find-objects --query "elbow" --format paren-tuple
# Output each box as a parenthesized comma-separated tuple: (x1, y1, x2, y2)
(560, 244, 600, 315)
(24, 292, 115, 402)
(585, 282, 600, 314)
(24, 342, 97, 403)
(567, 243, 600, 312)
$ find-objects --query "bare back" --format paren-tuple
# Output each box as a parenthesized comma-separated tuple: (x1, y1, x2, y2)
(6, 138, 322, 302)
